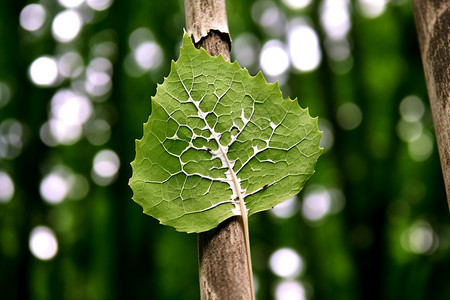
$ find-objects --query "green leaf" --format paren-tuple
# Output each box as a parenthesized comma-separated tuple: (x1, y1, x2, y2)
(129, 33, 322, 233)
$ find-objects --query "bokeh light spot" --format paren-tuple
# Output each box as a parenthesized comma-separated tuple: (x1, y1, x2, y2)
(260, 6, 286, 36)
(87, 0, 114, 11)
(92, 149, 120, 186)
(399, 95, 425, 122)
(401, 220, 438, 254)
(58, 52, 84, 78)
(85, 57, 113, 97)
(51, 89, 92, 126)
(270, 248, 304, 278)
(86, 70, 112, 97)
(260, 40, 289, 77)
(40, 119, 82, 146)
(288, 22, 321, 72)
(126, 27, 163, 76)
(67, 174, 90, 200)
(40, 172, 70, 204)
(20, 4, 47, 32)
(396, 119, 423, 142)
(134, 41, 163, 70)
(271, 196, 299, 219)
(88, 57, 113, 74)
(58, 0, 84, 8)
(0, 171, 14, 203)
(324, 38, 351, 61)
(0, 119, 25, 159)
(358, 0, 388, 18)
(302, 188, 331, 222)
(93, 41, 118, 61)
(86, 119, 111, 145)
(0, 82, 11, 108)
(275, 280, 307, 300)
(52, 10, 83, 43)
(29, 226, 58, 260)
(232, 33, 259, 69)
(320, 0, 351, 40)
(336, 102, 362, 130)
(281, 0, 311, 10)
(29, 56, 59, 87)
(129, 27, 154, 50)
(252, 1, 286, 37)
(408, 132, 433, 162)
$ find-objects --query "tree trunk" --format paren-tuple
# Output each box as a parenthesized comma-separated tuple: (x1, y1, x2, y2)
(412, 1, 450, 209)
(184, 1, 254, 299)
(184, 0, 253, 300)
(197, 217, 253, 300)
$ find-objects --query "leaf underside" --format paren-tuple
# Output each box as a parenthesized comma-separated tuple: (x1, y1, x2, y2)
(129, 33, 322, 233)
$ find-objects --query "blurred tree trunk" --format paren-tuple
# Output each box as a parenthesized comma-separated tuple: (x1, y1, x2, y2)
(184, 1, 254, 299)
(412, 1, 450, 208)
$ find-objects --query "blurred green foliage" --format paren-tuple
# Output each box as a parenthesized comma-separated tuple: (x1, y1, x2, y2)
(0, 0, 449, 300)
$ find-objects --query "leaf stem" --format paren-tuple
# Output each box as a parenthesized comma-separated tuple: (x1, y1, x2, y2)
(234, 176, 255, 300)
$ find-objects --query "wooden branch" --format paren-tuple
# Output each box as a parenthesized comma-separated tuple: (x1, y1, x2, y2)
(184, 1, 254, 299)
(412, 1, 450, 209)
(197, 217, 253, 300)
(184, 0, 230, 46)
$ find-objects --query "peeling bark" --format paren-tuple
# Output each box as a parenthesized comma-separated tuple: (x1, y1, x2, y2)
(184, 0, 230, 45)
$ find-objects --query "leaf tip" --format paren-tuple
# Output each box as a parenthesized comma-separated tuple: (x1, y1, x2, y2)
(182, 30, 194, 46)
(272, 80, 281, 89)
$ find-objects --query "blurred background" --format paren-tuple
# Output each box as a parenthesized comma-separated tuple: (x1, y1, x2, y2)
(1, 0, 449, 299)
